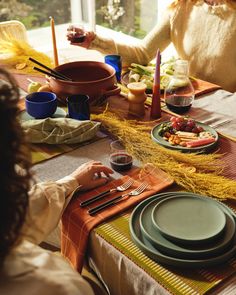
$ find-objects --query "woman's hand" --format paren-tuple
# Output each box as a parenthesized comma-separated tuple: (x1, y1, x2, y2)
(66, 25, 96, 49)
(69, 161, 114, 191)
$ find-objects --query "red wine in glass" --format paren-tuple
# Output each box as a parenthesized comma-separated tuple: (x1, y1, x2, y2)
(109, 152, 133, 172)
(165, 95, 193, 114)
(71, 34, 86, 43)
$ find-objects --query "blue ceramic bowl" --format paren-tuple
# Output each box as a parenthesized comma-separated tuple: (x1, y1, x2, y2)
(25, 92, 57, 119)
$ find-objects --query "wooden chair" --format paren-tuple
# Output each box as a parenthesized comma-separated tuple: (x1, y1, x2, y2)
(0, 20, 28, 42)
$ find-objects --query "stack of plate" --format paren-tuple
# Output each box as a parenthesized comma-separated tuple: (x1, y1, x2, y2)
(129, 192, 236, 268)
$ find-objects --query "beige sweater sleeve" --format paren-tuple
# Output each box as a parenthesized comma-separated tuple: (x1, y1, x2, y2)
(90, 9, 171, 65)
(21, 176, 79, 245)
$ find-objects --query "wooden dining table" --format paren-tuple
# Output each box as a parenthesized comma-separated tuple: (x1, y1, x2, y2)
(5, 45, 236, 294)
(27, 90, 236, 295)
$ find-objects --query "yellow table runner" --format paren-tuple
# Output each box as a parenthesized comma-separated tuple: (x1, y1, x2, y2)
(95, 209, 236, 295)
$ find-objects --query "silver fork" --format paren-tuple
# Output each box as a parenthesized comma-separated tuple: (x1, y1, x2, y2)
(80, 178, 134, 207)
(88, 182, 149, 215)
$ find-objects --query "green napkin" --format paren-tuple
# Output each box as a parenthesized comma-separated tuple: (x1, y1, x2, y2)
(21, 118, 101, 144)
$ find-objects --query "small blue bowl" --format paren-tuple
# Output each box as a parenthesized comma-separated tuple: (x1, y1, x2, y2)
(25, 92, 57, 119)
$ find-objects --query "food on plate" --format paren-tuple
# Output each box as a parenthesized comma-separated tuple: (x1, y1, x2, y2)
(158, 116, 216, 147)
(185, 137, 216, 148)
(126, 57, 191, 92)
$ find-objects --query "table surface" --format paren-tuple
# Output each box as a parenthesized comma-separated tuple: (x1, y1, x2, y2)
(32, 89, 236, 295)
(9, 45, 236, 295)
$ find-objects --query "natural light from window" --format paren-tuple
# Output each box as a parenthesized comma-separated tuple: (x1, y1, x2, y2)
(0, 0, 175, 60)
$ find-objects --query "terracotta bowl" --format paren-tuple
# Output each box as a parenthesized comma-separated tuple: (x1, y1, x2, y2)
(48, 61, 120, 105)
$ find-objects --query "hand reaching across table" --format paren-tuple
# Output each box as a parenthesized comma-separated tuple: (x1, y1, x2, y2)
(66, 1, 236, 92)
(70, 160, 113, 191)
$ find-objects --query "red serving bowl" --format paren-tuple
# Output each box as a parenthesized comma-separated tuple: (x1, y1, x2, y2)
(48, 61, 120, 105)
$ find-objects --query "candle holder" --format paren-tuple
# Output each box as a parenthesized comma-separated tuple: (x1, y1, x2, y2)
(127, 82, 147, 117)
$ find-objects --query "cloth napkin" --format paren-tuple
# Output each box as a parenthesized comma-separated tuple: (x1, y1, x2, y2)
(21, 118, 100, 144)
(191, 78, 221, 97)
(61, 166, 173, 273)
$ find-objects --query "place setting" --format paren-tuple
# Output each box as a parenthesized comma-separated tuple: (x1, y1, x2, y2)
(129, 191, 236, 268)
(75, 145, 174, 217)
(19, 88, 101, 145)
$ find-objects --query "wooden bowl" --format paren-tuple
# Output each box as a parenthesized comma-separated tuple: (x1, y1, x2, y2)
(48, 61, 120, 105)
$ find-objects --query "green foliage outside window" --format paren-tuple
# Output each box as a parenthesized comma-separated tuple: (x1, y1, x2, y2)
(0, 0, 70, 29)
(96, 0, 157, 39)
(0, 0, 157, 39)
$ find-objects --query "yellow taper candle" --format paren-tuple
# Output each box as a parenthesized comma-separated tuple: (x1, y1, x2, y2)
(50, 16, 59, 67)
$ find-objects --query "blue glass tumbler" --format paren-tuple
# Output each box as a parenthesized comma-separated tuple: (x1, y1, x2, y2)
(104, 54, 122, 82)
(67, 94, 90, 120)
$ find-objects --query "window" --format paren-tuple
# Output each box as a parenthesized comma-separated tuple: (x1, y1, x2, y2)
(0, 1, 172, 37)
(1, 0, 175, 58)
(95, 0, 158, 39)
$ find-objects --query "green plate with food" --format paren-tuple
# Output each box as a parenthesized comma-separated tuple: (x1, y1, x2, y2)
(151, 116, 218, 153)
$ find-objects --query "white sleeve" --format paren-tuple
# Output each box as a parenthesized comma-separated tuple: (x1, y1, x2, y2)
(21, 176, 79, 245)
(90, 9, 171, 65)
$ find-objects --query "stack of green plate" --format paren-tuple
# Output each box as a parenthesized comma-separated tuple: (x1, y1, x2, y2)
(129, 192, 236, 268)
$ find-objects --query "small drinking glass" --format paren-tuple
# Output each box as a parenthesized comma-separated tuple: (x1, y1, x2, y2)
(105, 55, 122, 82)
(69, 25, 86, 43)
(109, 140, 133, 172)
(67, 94, 90, 120)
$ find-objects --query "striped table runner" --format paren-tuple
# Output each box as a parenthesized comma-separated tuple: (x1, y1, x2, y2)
(95, 210, 236, 295)
(30, 142, 80, 164)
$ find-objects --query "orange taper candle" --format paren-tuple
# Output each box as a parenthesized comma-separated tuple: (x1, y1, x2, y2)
(150, 49, 161, 119)
(50, 16, 59, 67)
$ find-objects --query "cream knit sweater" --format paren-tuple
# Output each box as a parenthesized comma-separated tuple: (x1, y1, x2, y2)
(91, 0, 236, 92)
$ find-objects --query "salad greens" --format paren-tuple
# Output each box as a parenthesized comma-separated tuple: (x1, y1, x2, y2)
(127, 57, 179, 91)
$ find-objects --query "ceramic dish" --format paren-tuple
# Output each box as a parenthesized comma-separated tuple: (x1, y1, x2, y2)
(151, 196, 226, 245)
(121, 72, 154, 94)
(140, 194, 235, 259)
(48, 61, 120, 104)
(20, 107, 66, 121)
(151, 121, 218, 153)
(130, 192, 236, 268)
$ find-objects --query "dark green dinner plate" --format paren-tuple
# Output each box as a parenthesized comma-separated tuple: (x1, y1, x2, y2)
(130, 192, 236, 268)
(139, 194, 235, 260)
(151, 121, 218, 153)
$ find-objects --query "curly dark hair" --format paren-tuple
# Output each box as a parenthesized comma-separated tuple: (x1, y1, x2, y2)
(0, 68, 32, 267)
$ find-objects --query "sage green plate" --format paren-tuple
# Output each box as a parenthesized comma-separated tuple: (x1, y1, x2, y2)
(140, 194, 235, 259)
(20, 107, 66, 121)
(130, 192, 236, 268)
(151, 121, 218, 153)
(151, 196, 226, 245)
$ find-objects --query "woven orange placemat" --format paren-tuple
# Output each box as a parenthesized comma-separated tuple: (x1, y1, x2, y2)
(61, 167, 173, 272)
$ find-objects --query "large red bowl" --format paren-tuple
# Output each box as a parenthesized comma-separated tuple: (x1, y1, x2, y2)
(48, 61, 120, 105)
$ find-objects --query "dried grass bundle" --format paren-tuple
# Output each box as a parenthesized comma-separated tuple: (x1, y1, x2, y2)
(0, 38, 53, 75)
(92, 110, 236, 200)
